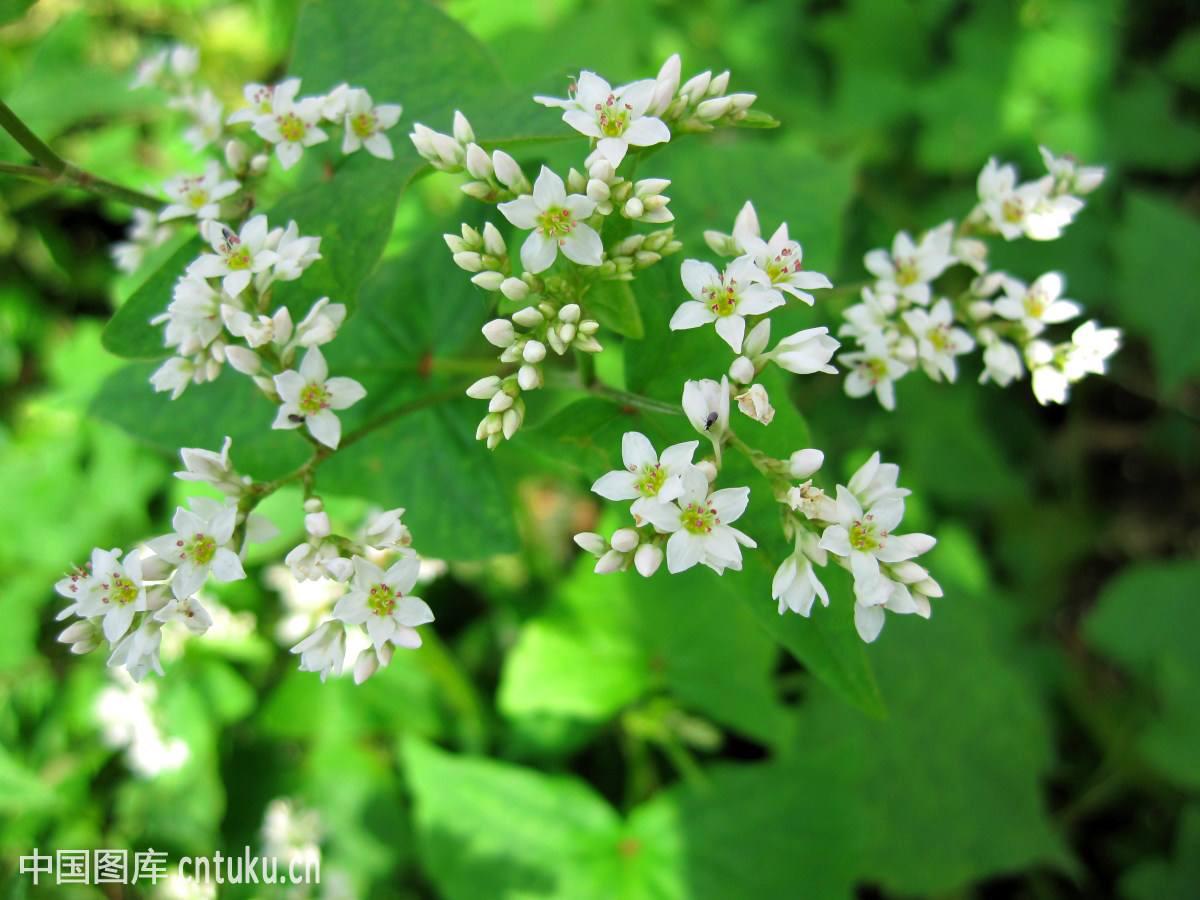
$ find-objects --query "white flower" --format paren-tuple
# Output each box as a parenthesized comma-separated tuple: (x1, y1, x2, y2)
(294, 297, 346, 347)
(227, 82, 278, 125)
(590, 432, 698, 521)
(149, 356, 197, 399)
(864, 222, 956, 306)
(107, 619, 165, 682)
(271, 347, 366, 449)
(840, 286, 899, 343)
(670, 257, 784, 353)
(786, 481, 837, 522)
(977, 158, 1082, 241)
(362, 507, 412, 551)
(765, 326, 840, 375)
(353, 643, 394, 684)
(189, 215, 277, 297)
(154, 595, 213, 635)
(1040, 146, 1105, 195)
(818, 487, 935, 642)
(1063, 320, 1120, 381)
(160, 162, 239, 222)
(537, 71, 671, 167)
(978, 335, 1024, 387)
(772, 546, 829, 616)
(846, 451, 910, 508)
(901, 298, 975, 382)
(841, 332, 909, 410)
(177, 88, 224, 151)
(290, 620, 347, 682)
(333, 556, 434, 651)
(76, 549, 148, 643)
(267, 220, 323, 283)
(498, 166, 602, 273)
(992, 273, 1081, 336)
(647, 53, 681, 117)
(739, 222, 832, 305)
(112, 208, 172, 273)
(252, 78, 328, 170)
(735, 384, 775, 424)
(638, 469, 756, 574)
(147, 500, 245, 599)
(682, 376, 730, 461)
(340, 88, 403, 159)
(152, 274, 224, 356)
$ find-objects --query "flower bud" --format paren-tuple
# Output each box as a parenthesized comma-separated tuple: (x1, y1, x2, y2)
(224, 139, 249, 172)
(225, 345, 262, 375)
(557, 303, 581, 324)
(466, 375, 502, 399)
(452, 110, 474, 144)
(488, 391, 514, 413)
(482, 318, 515, 347)
(501, 277, 530, 301)
(573, 532, 607, 556)
(471, 270, 505, 291)
(729, 355, 755, 384)
(788, 448, 825, 480)
(587, 179, 611, 204)
(695, 459, 718, 482)
(501, 406, 522, 439)
(594, 549, 625, 574)
(696, 96, 733, 120)
(623, 197, 645, 219)
(250, 153, 270, 174)
(511, 306, 544, 328)
(305, 511, 332, 539)
(634, 543, 663, 577)
(517, 364, 542, 391)
(522, 340, 546, 364)
(492, 150, 525, 190)
(727, 92, 756, 112)
(708, 71, 731, 96)
(465, 143, 493, 180)
(482, 222, 506, 258)
(611, 528, 640, 553)
(353, 648, 380, 684)
(140, 555, 173, 581)
(588, 159, 615, 182)
(743, 319, 772, 358)
(453, 251, 483, 272)
(681, 71, 712, 101)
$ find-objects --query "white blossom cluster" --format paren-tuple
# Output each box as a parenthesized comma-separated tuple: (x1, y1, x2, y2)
(837, 147, 1120, 409)
(410, 54, 767, 448)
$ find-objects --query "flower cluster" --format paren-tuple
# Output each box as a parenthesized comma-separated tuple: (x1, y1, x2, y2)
(837, 147, 1119, 409)
(675, 201, 838, 424)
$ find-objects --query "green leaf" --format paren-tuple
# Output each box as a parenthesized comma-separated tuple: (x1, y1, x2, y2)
(586, 280, 644, 339)
(91, 363, 310, 480)
(102, 237, 199, 360)
(1084, 560, 1200, 790)
(316, 400, 518, 561)
(1116, 191, 1200, 391)
(1121, 806, 1200, 900)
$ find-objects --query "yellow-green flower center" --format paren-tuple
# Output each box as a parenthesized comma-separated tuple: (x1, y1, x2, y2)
(185, 534, 216, 566)
(849, 517, 885, 552)
(367, 583, 397, 616)
(537, 207, 575, 239)
(1002, 198, 1024, 224)
(635, 463, 667, 497)
(109, 574, 139, 606)
(680, 500, 718, 536)
(188, 189, 210, 209)
(351, 112, 376, 139)
(1024, 294, 1046, 318)
(864, 358, 888, 384)
(226, 247, 252, 270)
(298, 382, 330, 416)
(596, 94, 630, 137)
(704, 284, 739, 317)
(928, 327, 950, 352)
(895, 260, 919, 286)
(279, 113, 306, 143)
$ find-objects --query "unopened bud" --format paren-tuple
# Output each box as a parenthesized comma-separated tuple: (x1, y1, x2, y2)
(225, 345, 261, 375)
(729, 355, 755, 384)
(471, 270, 505, 291)
(482, 319, 515, 347)
(574, 532, 607, 556)
(501, 277, 529, 301)
(466, 375, 502, 399)
(522, 340, 546, 364)
(634, 543, 663, 577)
(511, 306, 543, 328)
(517, 364, 542, 391)
(611, 528, 639, 553)
(788, 448, 825, 480)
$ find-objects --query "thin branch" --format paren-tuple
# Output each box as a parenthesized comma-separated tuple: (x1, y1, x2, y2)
(0, 100, 164, 210)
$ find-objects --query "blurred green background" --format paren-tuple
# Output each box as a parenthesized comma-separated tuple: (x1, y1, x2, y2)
(1, 0, 1199, 897)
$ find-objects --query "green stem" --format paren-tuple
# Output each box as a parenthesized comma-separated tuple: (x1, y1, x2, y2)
(0, 100, 164, 210)
(586, 383, 683, 417)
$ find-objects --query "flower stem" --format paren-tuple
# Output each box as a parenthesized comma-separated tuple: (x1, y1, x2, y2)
(0, 100, 164, 210)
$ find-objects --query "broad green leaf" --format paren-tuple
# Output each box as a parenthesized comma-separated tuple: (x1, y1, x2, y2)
(102, 237, 200, 360)
(316, 400, 518, 560)
(1121, 806, 1200, 900)
(586, 280, 644, 339)
(91, 363, 311, 481)
(522, 397, 682, 478)
(1106, 71, 1200, 173)
(1084, 561, 1200, 790)
(1116, 191, 1200, 391)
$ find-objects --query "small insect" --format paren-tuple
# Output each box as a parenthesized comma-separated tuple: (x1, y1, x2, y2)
(704, 412, 719, 431)
(288, 414, 305, 424)
(221, 226, 237, 243)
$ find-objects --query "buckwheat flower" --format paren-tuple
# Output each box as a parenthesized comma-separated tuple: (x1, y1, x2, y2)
(189, 216, 278, 298)
(227, 82, 277, 125)
(590, 432, 698, 520)
(149, 356, 197, 399)
(735, 384, 775, 424)
(1027, 341, 1070, 406)
(353, 643, 394, 684)
(267, 220, 323, 283)
(1040, 145, 1105, 196)
(773, 542, 829, 616)
(841, 332, 909, 410)
(333, 556, 434, 651)
(739, 223, 832, 305)
(864, 222, 956, 306)
(846, 451, 910, 508)
(160, 162, 239, 222)
(291, 620, 347, 682)
(978, 334, 1024, 387)
(294, 297, 347, 347)
(153, 595, 213, 635)
(177, 88, 225, 151)
(1063, 320, 1121, 381)
(682, 376, 731, 461)
(670, 257, 784, 353)
(765, 326, 840, 375)
(639, 469, 756, 575)
(537, 71, 670, 167)
(272, 347, 366, 449)
(498, 166, 602, 273)
(222, 304, 292, 349)
(340, 88, 403, 159)
(108, 619, 165, 682)
(786, 481, 837, 522)
(901, 298, 975, 382)
(147, 500, 245, 599)
(977, 158, 1082, 241)
(252, 78, 328, 170)
(152, 274, 224, 356)
(840, 286, 899, 344)
(362, 507, 412, 551)
(176, 436, 248, 496)
(112, 208, 172, 273)
(76, 549, 148, 643)
(993, 273, 1081, 336)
